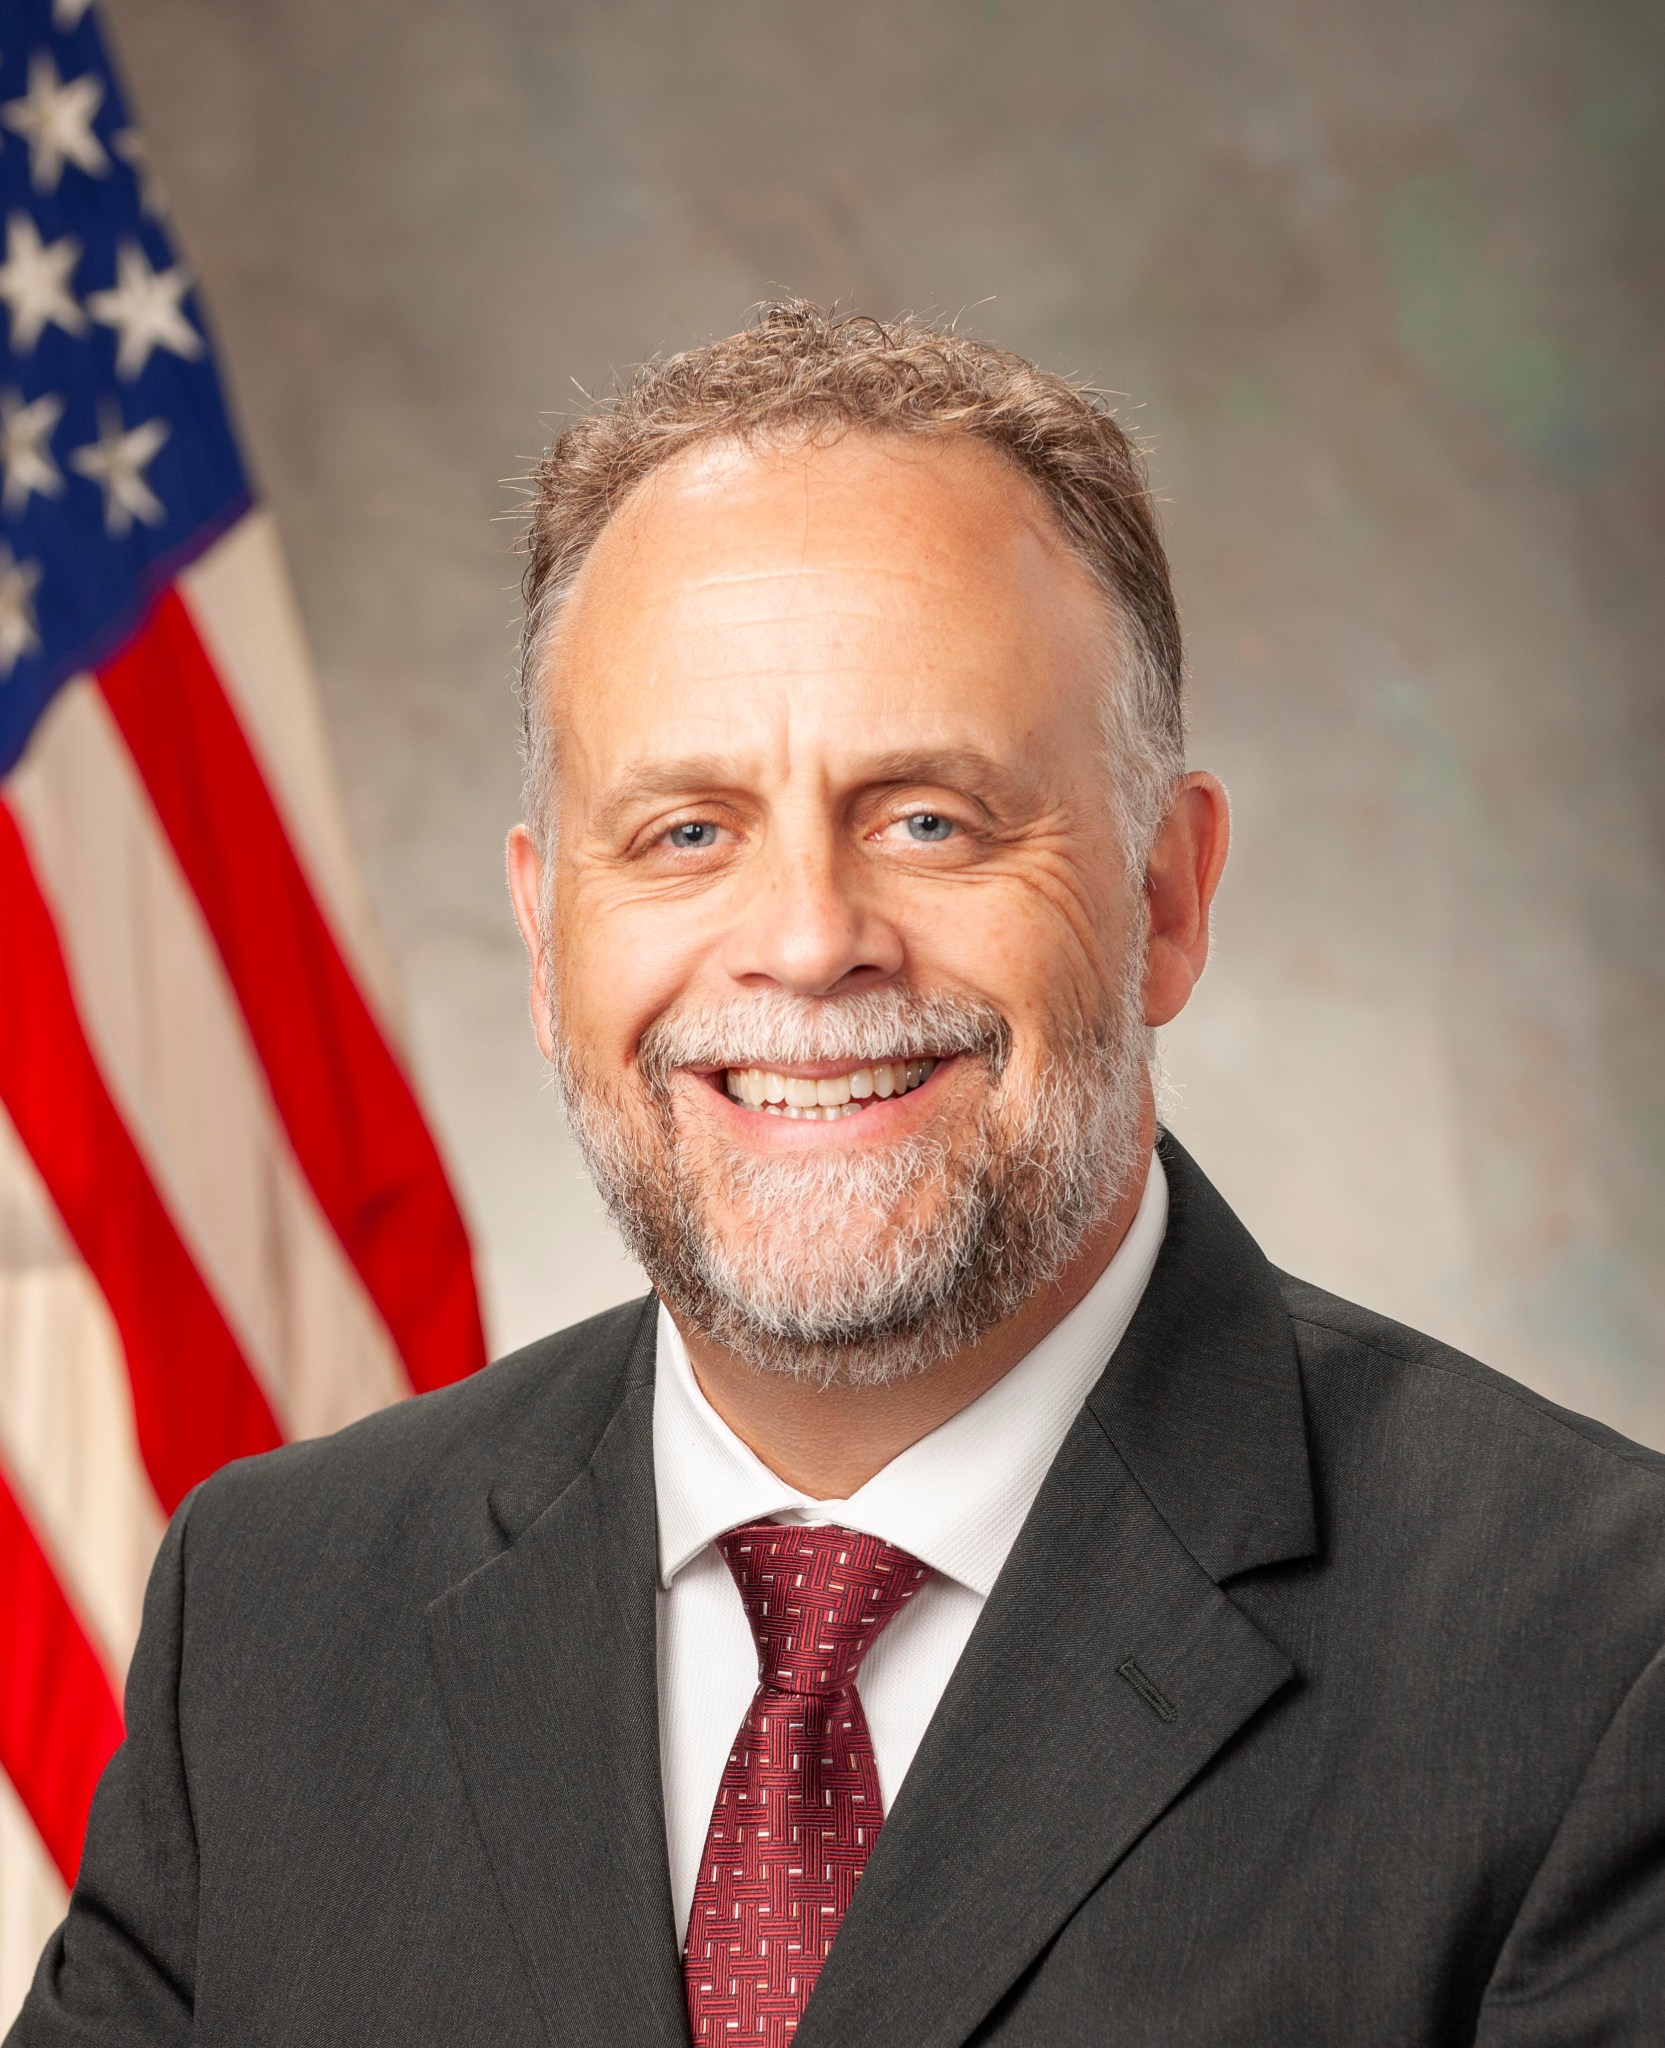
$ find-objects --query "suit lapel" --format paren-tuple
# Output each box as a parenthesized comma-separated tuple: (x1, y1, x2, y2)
(796, 1136, 1316, 2048)
(425, 1303, 688, 2048)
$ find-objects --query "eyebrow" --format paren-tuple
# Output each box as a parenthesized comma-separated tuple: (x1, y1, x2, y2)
(590, 744, 1038, 833)
(849, 746, 1038, 811)
(588, 757, 747, 836)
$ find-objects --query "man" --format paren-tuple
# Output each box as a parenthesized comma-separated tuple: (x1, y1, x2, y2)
(12, 302, 1664, 2046)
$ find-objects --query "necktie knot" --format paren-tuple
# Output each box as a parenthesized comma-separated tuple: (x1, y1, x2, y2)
(717, 1520, 930, 1698)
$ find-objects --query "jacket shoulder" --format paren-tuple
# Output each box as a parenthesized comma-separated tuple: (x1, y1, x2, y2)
(184, 1293, 655, 1591)
(1277, 1270, 1665, 1484)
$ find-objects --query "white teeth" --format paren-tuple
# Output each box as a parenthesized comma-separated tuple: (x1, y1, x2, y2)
(722, 1058, 937, 1116)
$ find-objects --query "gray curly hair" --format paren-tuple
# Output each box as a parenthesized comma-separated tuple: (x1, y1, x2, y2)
(516, 300, 1186, 874)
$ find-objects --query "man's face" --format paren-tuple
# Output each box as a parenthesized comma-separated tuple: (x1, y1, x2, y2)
(513, 430, 1158, 1381)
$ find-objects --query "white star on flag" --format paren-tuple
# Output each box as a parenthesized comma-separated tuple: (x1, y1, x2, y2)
(0, 212, 86, 352)
(0, 540, 43, 676)
(53, 0, 99, 27)
(88, 239, 202, 379)
(69, 402, 169, 535)
(114, 127, 168, 218)
(1, 49, 109, 193)
(0, 388, 65, 512)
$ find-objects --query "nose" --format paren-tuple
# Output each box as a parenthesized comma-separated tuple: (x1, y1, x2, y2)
(719, 818, 904, 997)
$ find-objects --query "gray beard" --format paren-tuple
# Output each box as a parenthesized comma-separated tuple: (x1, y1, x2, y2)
(550, 961, 1150, 1390)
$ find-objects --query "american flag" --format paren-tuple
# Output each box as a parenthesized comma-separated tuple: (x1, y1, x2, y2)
(0, 0, 486, 2012)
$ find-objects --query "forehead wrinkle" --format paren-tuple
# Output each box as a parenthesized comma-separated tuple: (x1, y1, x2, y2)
(575, 588, 1052, 701)
(602, 577, 1056, 680)
(612, 561, 1034, 620)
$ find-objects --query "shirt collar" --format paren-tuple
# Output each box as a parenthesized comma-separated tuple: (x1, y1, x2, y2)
(653, 1149, 1168, 1596)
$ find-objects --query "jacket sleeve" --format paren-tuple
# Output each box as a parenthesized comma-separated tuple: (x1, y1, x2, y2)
(1476, 1640, 1665, 2044)
(7, 1489, 200, 2047)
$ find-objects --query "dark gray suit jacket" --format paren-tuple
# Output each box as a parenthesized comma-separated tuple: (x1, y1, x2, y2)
(11, 1138, 1665, 2045)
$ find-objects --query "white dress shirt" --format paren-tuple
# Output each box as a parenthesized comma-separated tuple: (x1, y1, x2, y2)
(653, 1148, 1168, 1937)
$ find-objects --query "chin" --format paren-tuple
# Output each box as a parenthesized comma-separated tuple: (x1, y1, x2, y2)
(707, 1318, 959, 1392)
(658, 1229, 982, 1390)
(698, 1172, 956, 1255)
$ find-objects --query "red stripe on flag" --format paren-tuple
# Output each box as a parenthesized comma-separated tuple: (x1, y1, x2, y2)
(0, 1463, 125, 1886)
(0, 804, 283, 1511)
(99, 590, 486, 1395)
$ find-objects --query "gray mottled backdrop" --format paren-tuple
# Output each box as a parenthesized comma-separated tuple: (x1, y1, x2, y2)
(104, 0, 1665, 1446)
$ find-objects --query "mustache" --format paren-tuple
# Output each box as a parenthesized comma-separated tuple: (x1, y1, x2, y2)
(637, 987, 1011, 1090)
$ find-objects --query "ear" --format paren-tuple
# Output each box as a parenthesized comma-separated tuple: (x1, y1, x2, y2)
(506, 824, 558, 1062)
(1141, 771, 1230, 1028)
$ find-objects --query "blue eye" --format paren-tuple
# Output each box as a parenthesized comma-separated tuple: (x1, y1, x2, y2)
(666, 821, 719, 849)
(904, 812, 954, 842)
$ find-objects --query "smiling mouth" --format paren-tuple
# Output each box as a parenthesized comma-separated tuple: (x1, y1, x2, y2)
(722, 1059, 939, 1121)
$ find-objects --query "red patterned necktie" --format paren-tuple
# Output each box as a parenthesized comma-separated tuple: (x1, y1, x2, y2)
(683, 1520, 932, 2046)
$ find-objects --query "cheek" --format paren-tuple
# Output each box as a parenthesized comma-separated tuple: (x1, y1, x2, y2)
(906, 866, 1126, 1045)
(553, 876, 715, 1072)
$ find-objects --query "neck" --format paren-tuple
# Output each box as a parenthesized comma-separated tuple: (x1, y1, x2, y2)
(678, 1112, 1156, 1498)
